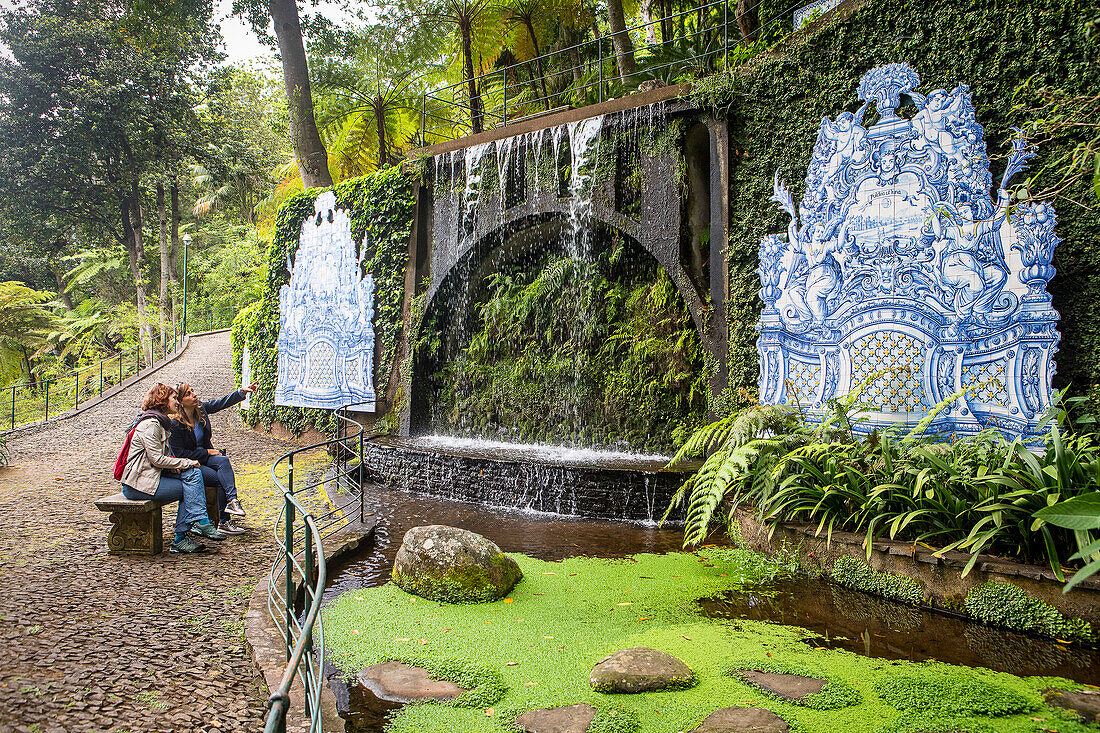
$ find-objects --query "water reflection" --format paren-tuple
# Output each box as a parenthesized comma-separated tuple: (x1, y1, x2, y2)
(700, 579, 1100, 684)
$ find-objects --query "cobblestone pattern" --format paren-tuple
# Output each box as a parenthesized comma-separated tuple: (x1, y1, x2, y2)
(0, 332, 309, 732)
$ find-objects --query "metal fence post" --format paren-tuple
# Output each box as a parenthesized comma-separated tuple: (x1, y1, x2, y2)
(44, 380, 49, 422)
(420, 95, 426, 146)
(501, 69, 508, 126)
(285, 455, 295, 663)
(74, 371, 79, 411)
(99, 359, 103, 396)
(723, 0, 729, 71)
(10, 386, 15, 430)
(302, 523, 314, 718)
(359, 430, 365, 525)
(598, 39, 604, 103)
(119, 352, 123, 386)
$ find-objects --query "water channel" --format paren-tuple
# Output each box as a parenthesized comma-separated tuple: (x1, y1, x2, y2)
(324, 477, 1100, 720)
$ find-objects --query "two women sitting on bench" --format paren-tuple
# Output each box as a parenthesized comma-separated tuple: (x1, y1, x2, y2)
(119, 384, 227, 553)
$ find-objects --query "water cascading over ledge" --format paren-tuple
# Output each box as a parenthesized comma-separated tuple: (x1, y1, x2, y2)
(360, 434, 693, 524)
(407, 101, 728, 452)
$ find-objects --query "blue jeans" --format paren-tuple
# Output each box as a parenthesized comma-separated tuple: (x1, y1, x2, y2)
(123, 467, 208, 534)
(200, 454, 238, 523)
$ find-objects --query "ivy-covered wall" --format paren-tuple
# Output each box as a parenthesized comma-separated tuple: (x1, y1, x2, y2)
(697, 0, 1100, 404)
(231, 166, 417, 435)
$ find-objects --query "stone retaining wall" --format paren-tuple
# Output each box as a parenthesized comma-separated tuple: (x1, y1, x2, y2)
(361, 438, 686, 524)
(730, 507, 1100, 626)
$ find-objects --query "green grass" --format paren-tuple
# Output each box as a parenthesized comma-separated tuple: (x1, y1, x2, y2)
(322, 549, 1093, 733)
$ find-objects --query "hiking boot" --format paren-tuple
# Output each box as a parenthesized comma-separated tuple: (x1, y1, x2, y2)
(225, 498, 246, 516)
(190, 521, 227, 541)
(170, 536, 207, 554)
(218, 519, 247, 536)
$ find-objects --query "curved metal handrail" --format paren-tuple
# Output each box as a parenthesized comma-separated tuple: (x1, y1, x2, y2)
(263, 408, 367, 733)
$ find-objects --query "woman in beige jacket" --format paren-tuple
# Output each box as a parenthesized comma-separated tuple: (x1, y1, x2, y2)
(120, 384, 226, 553)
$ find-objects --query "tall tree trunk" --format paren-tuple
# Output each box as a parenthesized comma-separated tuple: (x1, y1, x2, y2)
(156, 180, 169, 343)
(169, 176, 180, 329)
(606, 0, 637, 83)
(52, 264, 73, 310)
(375, 96, 388, 167)
(121, 187, 152, 365)
(459, 19, 485, 134)
(522, 19, 551, 110)
(736, 0, 759, 43)
(269, 0, 333, 188)
(641, 0, 657, 45)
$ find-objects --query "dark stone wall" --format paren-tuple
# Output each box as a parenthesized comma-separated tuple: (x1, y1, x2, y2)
(361, 439, 687, 524)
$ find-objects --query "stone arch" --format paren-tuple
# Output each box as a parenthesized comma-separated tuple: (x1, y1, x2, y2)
(409, 211, 709, 436)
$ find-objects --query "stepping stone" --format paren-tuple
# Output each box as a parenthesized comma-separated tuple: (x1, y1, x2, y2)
(515, 703, 597, 733)
(690, 706, 789, 733)
(1043, 688, 1100, 723)
(356, 661, 468, 703)
(590, 647, 695, 693)
(736, 670, 826, 701)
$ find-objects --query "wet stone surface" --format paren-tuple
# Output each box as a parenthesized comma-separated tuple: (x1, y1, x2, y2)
(590, 647, 695, 693)
(1043, 688, 1100, 723)
(736, 670, 826, 701)
(357, 661, 467, 703)
(690, 706, 789, 733)
(0, 333, 298, 732)
(515, 703, 597, 733)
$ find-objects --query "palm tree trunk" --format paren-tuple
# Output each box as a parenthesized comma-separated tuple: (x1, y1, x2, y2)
(269, 0, 333, 188)
(606, 0, 638, 83)
(459, 19, 485, 134)
(523, 19, 551, 110)
(375, 96, 389, 167)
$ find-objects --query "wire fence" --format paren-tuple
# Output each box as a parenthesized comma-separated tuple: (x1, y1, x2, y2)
(264, 410, 365, 733)
(0, 306, 240, 433)
(420, 0, 812, 143)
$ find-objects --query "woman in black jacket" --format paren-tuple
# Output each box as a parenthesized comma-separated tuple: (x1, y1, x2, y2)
(169, 381, 257, 535)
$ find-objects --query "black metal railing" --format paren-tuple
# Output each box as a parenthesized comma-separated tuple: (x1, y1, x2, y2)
(0, 307, 239, 433)
(264, 409, 366, 733)
(419, 0, 811, 142)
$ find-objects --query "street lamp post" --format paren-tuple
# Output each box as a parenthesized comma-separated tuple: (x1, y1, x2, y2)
(182, 234, 190, 337)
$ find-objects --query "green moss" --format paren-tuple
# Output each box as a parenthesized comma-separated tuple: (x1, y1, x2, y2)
(830, 556, 925, 606)
(323, 549, 1082, 733)
(963, 582, 1095, 644)
(875, 674, 1036, 717)
(392, 558, 520, 604)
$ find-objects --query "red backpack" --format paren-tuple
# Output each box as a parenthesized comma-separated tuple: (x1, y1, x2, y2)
(113, 417, 155, 480)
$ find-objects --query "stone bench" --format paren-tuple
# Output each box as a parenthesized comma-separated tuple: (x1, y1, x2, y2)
(95, 485, 219, 555)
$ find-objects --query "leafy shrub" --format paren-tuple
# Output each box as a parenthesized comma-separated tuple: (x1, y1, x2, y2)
(963, 582, 1095, 643)
(829, 556, 924, 606)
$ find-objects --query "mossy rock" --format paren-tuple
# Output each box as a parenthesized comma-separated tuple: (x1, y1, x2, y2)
(391, 525, 522, 604)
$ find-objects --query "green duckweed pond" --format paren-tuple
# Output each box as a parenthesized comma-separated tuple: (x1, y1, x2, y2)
(322, 548, 1098, 733)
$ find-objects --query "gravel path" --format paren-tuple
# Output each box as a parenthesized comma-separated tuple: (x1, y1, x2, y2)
(0, 332, 314, 733)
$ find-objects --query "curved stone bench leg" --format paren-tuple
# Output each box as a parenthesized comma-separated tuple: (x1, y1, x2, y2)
(106, 508, 162, 555)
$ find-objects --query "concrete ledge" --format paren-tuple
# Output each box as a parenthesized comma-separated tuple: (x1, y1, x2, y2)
(730, 507, 1100, 626)
(245, 526, 376, 733)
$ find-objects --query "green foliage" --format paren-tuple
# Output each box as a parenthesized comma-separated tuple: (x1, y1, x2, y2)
(426, 245, 708, 451)
(0, 431, 8, 467)
(874, 674, 1036, 717)
(726, 659, 862, 710)
(829, 556, 924, 606)
(0, 282, 58, 383)
(1035, 492, 1100, 592)
(963, 582, 1095, 643)
(667, 390, 1100, 596)
(233, 166, 417, 435)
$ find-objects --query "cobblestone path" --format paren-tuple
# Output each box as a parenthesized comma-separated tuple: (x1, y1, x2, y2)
(0, 332, 317, 733)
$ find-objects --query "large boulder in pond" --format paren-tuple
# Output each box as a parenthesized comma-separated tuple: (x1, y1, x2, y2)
(392, 525, 522, 603)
